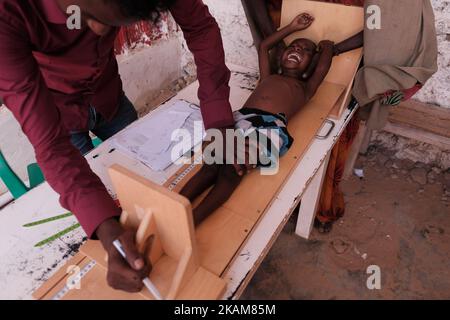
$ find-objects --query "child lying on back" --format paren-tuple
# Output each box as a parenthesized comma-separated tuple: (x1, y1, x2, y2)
(180, 13, 352, 226)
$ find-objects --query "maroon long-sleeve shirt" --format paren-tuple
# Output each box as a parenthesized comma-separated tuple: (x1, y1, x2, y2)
(0, 0, 234, 237)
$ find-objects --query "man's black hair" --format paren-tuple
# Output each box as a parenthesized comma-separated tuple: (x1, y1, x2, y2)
(114, 0, 177, 22)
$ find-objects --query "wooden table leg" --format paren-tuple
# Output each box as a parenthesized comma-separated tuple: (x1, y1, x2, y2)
(295, 153, 331, 239)
(343, 120, 367, 180)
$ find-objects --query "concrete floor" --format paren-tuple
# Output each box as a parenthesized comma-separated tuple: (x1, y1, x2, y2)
(242, 151, 450, 300)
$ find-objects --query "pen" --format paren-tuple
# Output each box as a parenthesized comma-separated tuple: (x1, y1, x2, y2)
(113, 239, 163, 300)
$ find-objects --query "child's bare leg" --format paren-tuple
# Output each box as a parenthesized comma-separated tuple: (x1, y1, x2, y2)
(192, 165, 243, 226)
(179, 164, 220, 202)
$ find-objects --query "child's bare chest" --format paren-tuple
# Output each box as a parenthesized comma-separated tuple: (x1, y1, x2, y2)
(244, 75, 306, 117)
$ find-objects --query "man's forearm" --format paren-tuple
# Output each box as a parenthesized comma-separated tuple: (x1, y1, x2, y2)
(318, 48, 334, 73)
(170, 0, 234, 130)
(315, 44, 334, 79)
(334, 31, 364, 55)
(96, 218, 124, 251)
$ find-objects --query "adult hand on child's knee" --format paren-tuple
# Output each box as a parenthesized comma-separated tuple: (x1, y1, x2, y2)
(318, 40, 335, 52)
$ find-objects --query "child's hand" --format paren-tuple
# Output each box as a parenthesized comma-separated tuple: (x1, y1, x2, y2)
(318, 40, 335, 52)
(289, 13, 315, 31)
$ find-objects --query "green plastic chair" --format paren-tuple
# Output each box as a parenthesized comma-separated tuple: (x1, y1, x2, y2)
(0, 137, 103, 200)
(92, 137, 102, 148)
(0, 151, 45, 199)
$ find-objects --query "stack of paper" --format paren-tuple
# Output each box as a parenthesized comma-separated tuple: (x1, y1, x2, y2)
(112, 100, 205, 171)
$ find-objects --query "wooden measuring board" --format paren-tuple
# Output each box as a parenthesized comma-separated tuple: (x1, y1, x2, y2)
(34, 81, 345, 300)
(163, 1, 363, 277)
(281, 0, 364, 119)
(327, 48, 363, 119)
(166, 81, 346, 277)
(33, 250, 226, 300)
(33, 253, 148, 300)
(34, 165, 226, 300)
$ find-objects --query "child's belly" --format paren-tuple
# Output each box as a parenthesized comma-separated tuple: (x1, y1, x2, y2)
(243, 76, 306, 119)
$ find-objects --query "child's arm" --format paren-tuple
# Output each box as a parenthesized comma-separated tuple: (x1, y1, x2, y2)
(305, 40, 334, 100)
(259, 13, 315, 80)
(303, 31, 363, 79)
(305, 31, 363, 86)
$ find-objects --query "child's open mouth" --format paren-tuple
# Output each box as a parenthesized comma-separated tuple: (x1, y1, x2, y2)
(287, 52, 302, 64)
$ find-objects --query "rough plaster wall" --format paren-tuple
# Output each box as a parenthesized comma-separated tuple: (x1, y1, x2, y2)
(117, 15, 184, 109)
(176, 0, 257, 78)
(202, 0, 258, 70)
(414, 0, 450, 108)
(118, 38, 182, 108)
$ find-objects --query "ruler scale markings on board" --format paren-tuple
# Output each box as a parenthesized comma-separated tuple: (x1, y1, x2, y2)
(23, 212, 73, 228)
(34, 223, 81, 247)
(51, 260, 97, 301)
(168, 163, 197, 191)
(167, 155, 203, 191)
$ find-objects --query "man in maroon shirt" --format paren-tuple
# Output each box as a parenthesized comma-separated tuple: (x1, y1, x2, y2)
(0, 0, 245, 292)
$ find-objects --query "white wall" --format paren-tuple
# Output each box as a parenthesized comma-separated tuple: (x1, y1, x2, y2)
(118, 38, 183, 109)
(414, 0, 450, 108)
(203, 0, 258, 71)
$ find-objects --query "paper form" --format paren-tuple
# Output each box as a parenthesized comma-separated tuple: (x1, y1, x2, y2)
(112, 100, 205, 171)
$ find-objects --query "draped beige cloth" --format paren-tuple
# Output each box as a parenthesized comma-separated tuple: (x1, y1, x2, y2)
(353, 0, 438, 129)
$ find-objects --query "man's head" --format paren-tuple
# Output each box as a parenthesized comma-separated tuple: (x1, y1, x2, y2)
(56, 0, 175, 36)
(280, 38, 317, 78)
